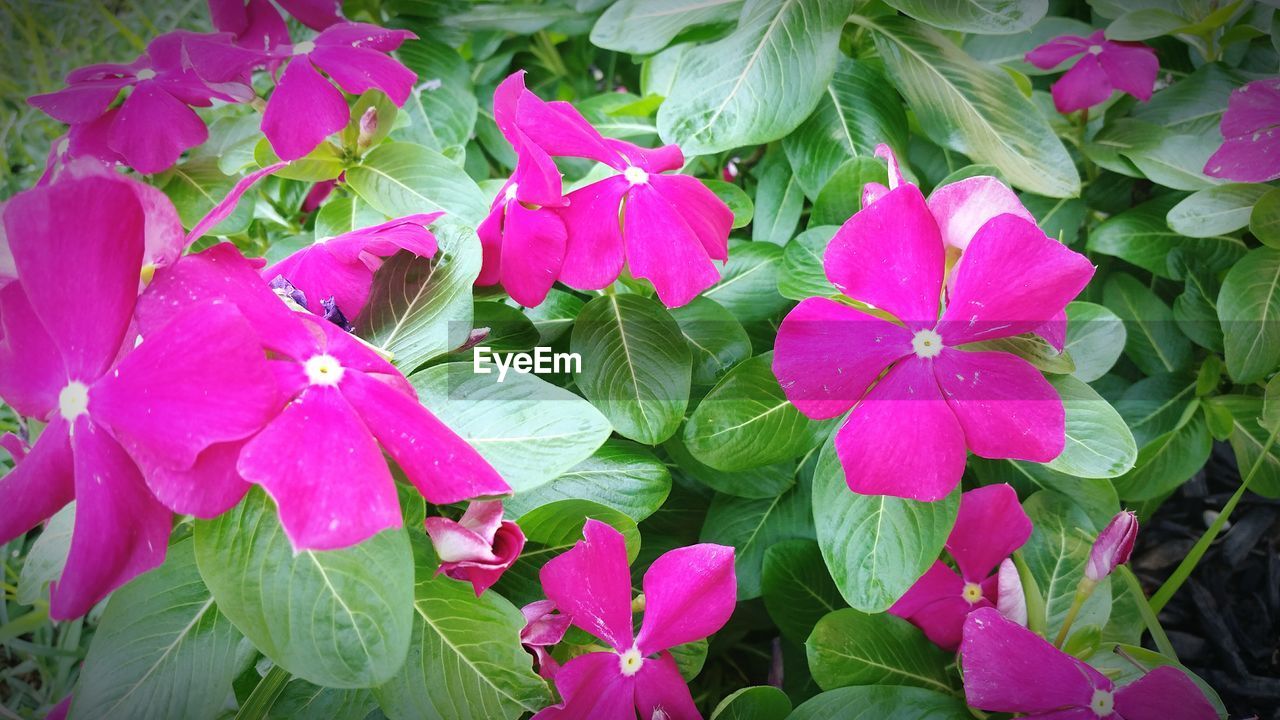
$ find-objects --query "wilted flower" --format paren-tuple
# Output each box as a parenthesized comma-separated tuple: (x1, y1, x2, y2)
(1086, 510, 1138, 582)
(961, 608, 1216, 719)
(425, 500, 525, 596)
(1204, 78, 1280, 183)
(520, 600, 571, 679)
(890, 485, 1032, 649)
(534, 520, 735, 719)
(1025, 30, 1159, 114)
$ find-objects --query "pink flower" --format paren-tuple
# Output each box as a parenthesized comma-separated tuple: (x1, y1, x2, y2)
(210, 0, 342, 50)
(890, 485, 1032, 649)
(961, 607, 1217, 719)
(28, 32, 254, 173)
(0, 174, 278, 618)
(424, 500, 525, 596)
(137, 243, 511, 550)
(520, 600, 571, 680)
(478, 71, 733, 309)
(772, 180, 1094, 501)
(301, 179, 338, 213)
(1086, 510, 1138, 582)
(1025, 30, 1158, 114)
(1204, 78, 1280, 183)
(534, 520, 735, 719)
(263, 213, 440, 319)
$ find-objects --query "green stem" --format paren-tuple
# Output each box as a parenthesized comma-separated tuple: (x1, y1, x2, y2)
(1150, 422, 1280, 613)
(234, 664, 291, 720)
(1053, 579, 1096, 648)
(1115, 566, 1177, 660)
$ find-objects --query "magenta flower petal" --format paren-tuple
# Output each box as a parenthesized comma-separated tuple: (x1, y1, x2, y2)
(107, 82, 209, 174)
(140, 440, 252, 518)
(476, 196, 506, 287)
(1050, 54, 1113, 114)
(1098, 42, 1159, 102)
(521, 600, 571, 646)
(1205, 133, 1280, 183)
(532, 652, 636, 720)
(53, 419, 170, 620)
(607, 139, 684, 174)
(187, 161, 288, 242)
(772, 297, 913, 420)
(634, 543, 735, 655)
(938, 215, 1094, 346)
(0, 282, 66, 419)
(926, 176, 1035, 252)
(267, 244, 371, 319)
(314, 22, 413, 52)
(945, 484, 1033, 581)
(823, 184, 944, 329)
(1025, 35, 1089, 69)
(996, 558, 1027, 626)
(861, 180, 890, 208)
(888, 561, 973, 649)
(934, 350, 1065, 463)
(28, 79, 128, 124)
(650, 173, 732, 262)
(633, 652, 700, 720)
(623, 184, 720, 308)
(425, 500, 525, 596)
(66, 110, 125, 168)
(835, 358, 967, 501)
(238, 386, 402, 550)
(309, 44, 416, 105)
(262, 57, 350, 161)
(275, 0, 342, 29)
(5, 176, 143, 379)
(1036, 309, 1069, 352)
(513, 87, 617, 167)
(961, 607, 1111, 714)
(1085, 510, 1138, 582)
(558, 177, 628, 291)
(0, 419, 74, 546)
(492, 73, 570, 206)
(1113, 666, 1218, 720)
(539, 519, 635, 652)
(1221, 78, 1280, 137)
(0, 433, 26, 463)
(499, 201, 568, 307)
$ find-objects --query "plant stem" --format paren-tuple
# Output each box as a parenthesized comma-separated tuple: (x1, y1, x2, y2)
(1115, 565, 1177, 660)
(234, 664, 291, 720)
(1054, 578, 1097, 649)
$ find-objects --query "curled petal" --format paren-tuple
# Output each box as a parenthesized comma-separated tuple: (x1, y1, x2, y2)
(996, 558, 1027, 627)
(926, 176, 1035, 252)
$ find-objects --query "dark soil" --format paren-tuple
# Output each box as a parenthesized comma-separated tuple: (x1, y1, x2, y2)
(1133, 443, 1280, 719)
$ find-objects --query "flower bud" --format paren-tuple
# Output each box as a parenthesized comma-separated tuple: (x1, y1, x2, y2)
(357, 107, 378, 149)
(996, 558, 1027, 627)
(425, 500, 525, 596)
(1085, 511, 1138, 581)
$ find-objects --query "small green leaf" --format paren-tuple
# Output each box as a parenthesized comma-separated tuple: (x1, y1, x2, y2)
(1251, 187, 1280, 248)
(590, 0, 741, 55)
(779, 226, 839, 301)
(885, 0, 1046, 34)
(710, 686, 792, 720)
(1045, 375, 1138, 479)
(1218, 247, 1280, 383)
(1103, 272, 1193, 376)
(1064, 301, 1127, 382)
(702, 240, 790, 323)
(806, 609, 956, 693)
(1167, 184, 1269, 238)
(1112, 415, 1213, 501)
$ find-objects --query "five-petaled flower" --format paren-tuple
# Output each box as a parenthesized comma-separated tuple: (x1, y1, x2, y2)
(890, 484, 1032, 649)
(772, 167, 1094, 501)
(961, 607, 1217, 719)
(1026, 30, 1158, 114)
(425, 500, 526, 596)
(1204, 78, 1280, 183)
(534, 520, 735, 719)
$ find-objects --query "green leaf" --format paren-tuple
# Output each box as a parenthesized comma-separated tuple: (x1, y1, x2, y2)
(315, 194, 387, 241)
(346, 142, 488, 227)
(374, 534, 551, 719)
(706, 179, 754, 229)
(1089, 195, 1246, 280)
(1021, 491, 1112, 644)
(1112, 414, 1213, 501)
(523, 289, 584, 345)
(194, 490, 414, 689)
(782, 58, 908, 198)
(394, 40, 476, 152)
(963, 16, 1095, 75)
(656, 0, 857, 155)
(788, 686, 970, 719)
(670, 296, 753, 386)
(571, 293, 691, 444)
(590, 0, 740, 54)
(1173, 260, 1225, 353)
(865, 14, 1079, 197)
(710, 686, 792, 720)
(965, 333, 1075, 375)
(1105, 7, 1192, 40)
(1218, 247, 1280, 383)
(813, 440, 959, 612)
(1045, 375, 1138, 479)
(779, 226, 839, 301)
(71, 537, 253, 720)
(1122, 132, 1225, 191)
(701, 481, 814, 599)
(1213, 395, 1280, 497)
(502, 439, 672, 522)
(702, 240, 790, 322)
(1022, 193, 1088, 245)
(665, 436, 796, 499)
(254, 140, 346, 182)
(762, 539, 846, 644)
(684, 353, 832, 470)
(1251, 187, 1280, 248)
(1116, 374, 1198, 447)
(1131, 63, 1243, 135)
(1064, 302, 1126, 382)
(810, 157, 889, 227)
(1167, 184, 1269, 238)
(357, 223, 481, 371)
(16, 504, 72, 606)
(806, 609, 956, 693)
(411, 363, 611, 493)
(1103, 272, 1193, 376)
(158, 158, 256, 236)
(267, 680, 377, 720)
(884, 0, 1047, 34)
(751, 149, 805, 244)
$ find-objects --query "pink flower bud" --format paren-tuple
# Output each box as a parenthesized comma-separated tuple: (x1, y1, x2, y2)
(996, 558, 1027, 627)
(722, 157, 740, 182)
(357, 107, 378, 148)
(1086, 511, 1138, 581)
(424, 500, 525, 596)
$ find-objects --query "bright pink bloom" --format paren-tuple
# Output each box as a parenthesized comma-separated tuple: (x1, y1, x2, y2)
(209, 0, 342, 49)
(301, 179, 338, 213)
(137, 243, 511, 550)
(534, 520, 735, 720)
(1025, 30, 1158, 114)
(0, 175, 277, 618)
(425, 500, 525, 596)
(1204, 78, 1280, 183)
(263, 213, 440, 319)
(890, 485, 1032, 649)
(961, 607, 1217, 719)
(521, 600, 571, 680)
(29, 33, 254, 173)
(1086, 510, 1138, 582)
(0, 433, 26, 463)
(772, 181, 1093, 502)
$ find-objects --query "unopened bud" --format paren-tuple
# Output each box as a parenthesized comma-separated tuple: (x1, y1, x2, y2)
(1086, 511, 1138, 582)
(996, 558, 1027, 627)
(357, 107, 378, 149)
(722, 157, 740, 182)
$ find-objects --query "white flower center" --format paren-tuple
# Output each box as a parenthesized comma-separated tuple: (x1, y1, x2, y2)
(912, 329, 943, 359)
(1088, 45, 1103, 55)
(293, 40, 316, 55)
(504, 183, 519, 202)
(962, 582, 983, 605)
(135, 68, 156, 80)
(59, 381, 90, 421)
(304, 354, 345, 386)
(1090, 689, 1115, 717)
(623, 166, 648, 185)
(618, 646, 645, 677)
